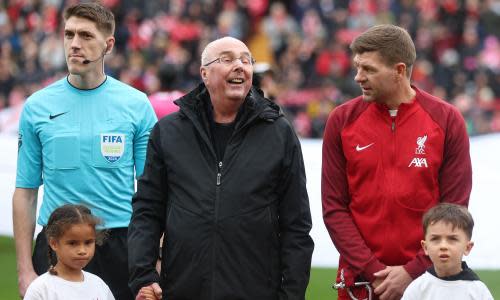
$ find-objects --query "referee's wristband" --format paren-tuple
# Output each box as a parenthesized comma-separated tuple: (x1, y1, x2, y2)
(158, 247, 162, 260)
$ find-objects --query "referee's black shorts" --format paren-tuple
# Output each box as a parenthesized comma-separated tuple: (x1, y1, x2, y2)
(33, 227, 133, 300)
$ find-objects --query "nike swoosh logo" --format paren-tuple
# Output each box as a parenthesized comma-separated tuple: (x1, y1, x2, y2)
(356, 143, 374, 151)
(49, 112, 68, 120)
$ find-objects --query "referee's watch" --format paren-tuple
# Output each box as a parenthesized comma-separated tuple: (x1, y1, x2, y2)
(158, 247, 163, 260)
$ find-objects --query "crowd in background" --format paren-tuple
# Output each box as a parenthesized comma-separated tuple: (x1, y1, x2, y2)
(1, 0, 499, 137)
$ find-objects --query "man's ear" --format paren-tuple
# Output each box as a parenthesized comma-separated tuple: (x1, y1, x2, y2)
(394, 62, 406, 81)
(200, 67, 208, 83)
(464, 241, 474, 256)
(105, 36, 115, 54)
(421, 240, 429, 255)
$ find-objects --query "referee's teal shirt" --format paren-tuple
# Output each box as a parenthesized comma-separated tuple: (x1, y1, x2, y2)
(16, 76, 157, 228)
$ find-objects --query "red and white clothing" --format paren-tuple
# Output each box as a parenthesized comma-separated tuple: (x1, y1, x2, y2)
(322, 86, 472, 298)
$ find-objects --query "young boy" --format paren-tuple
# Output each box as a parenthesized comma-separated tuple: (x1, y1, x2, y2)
(402, 203, 493, 299)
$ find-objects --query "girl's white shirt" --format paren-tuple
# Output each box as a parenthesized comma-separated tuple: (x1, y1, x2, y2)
(24, 270, 115, 300)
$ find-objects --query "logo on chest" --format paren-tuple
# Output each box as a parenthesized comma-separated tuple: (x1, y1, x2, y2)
(101, 133, 125, 163)
(409, 134, 428, 168)
(408, 157, 428, 168)
(415, 134, 427, 154)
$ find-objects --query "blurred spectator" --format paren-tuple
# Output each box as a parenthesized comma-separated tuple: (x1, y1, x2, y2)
(253, 62, 278, 100)
(481, 0, 500, 37)
(148, 62, 183, 120)
(262, 2, 299, 59)
(38, 33, 65, 71)
(0, 0, 499, 138)
(0, 58, 15, 107)
(479, 36, 500, 72)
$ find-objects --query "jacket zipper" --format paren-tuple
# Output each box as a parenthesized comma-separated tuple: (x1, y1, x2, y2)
(209, 111, 267, 299)
(216, 161, 222, 186)
(212, 160, 223, 299)
(179, 96, 278, 300)
(389, 116, 396, 244)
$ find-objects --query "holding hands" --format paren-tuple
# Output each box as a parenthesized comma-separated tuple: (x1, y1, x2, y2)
(135, 283, 162, 300)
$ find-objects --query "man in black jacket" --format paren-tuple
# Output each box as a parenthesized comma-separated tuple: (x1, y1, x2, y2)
(128, 36, 314, 300)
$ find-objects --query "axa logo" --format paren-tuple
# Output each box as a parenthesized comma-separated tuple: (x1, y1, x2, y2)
(415, 134, 427, 154)
(408, 157, 428, 168)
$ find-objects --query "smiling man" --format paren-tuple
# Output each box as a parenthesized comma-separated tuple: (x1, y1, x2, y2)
(13, 3, 156, 299)
(322, 25, 472, 300)
(128, 36, 314, 300)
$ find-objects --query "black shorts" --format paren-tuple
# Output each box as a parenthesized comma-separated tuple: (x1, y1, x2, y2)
(33, 227, 133, 300)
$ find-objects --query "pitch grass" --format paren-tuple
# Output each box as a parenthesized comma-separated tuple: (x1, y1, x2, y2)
(1, 236, 498, 299)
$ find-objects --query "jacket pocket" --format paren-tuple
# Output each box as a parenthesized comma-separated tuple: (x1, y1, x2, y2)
(217, 206, 280, 298)
(267, 206, 280, 288)
(163, 203, 210, 297)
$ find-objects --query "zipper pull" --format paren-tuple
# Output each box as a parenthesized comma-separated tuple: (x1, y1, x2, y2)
(391, 119, 396, 132)
(216, 161, 223, 186)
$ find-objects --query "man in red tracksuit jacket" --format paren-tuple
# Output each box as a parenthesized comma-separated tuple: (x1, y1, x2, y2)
(322, 24, 472, 300)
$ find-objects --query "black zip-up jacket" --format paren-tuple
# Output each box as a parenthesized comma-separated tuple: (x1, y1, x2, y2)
(128, 83, 314, 299)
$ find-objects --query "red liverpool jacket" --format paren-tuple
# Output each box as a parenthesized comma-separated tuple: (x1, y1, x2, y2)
(322, 86, 472, 286)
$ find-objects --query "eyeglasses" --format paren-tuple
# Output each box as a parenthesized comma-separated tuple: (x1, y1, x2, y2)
(203, 53, 256, 67)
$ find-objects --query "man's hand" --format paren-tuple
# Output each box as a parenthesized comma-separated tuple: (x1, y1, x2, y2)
(17, 269, 38, 297)
(371, 277, 384, 289)
(135, 283, 162, 300)
(373, 266, 412, 300)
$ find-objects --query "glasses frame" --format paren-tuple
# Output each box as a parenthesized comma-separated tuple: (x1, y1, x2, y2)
(203, 55, 256, 67)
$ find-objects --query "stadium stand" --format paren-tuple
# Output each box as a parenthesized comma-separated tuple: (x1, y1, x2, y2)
(0, 0, 499, 137)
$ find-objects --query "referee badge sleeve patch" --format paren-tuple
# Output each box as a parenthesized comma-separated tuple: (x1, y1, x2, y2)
(18, 132, 23, 152)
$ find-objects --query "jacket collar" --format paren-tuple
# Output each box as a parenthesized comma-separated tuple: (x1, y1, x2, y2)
(428, 261, 480, 281)
(175, 82, 282, 127)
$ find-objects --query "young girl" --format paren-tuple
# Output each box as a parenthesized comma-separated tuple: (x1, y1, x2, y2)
(24, 204, 115, 300)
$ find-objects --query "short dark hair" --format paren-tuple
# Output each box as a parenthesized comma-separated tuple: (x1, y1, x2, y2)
(64, 2, 115, 36)
(158, 63, 178, 90)
(423, 203, 474, 240)
(45, 204, 105, 275)
(350, 24, 416, 77)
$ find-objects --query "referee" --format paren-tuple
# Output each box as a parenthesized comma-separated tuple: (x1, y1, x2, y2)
(12, 3, 157, 299)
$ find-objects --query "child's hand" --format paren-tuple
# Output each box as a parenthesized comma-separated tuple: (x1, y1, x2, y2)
(136, 285, 160, 300)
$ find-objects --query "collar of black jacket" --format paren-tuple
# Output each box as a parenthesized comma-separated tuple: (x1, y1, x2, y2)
(174, 82, 283, 123)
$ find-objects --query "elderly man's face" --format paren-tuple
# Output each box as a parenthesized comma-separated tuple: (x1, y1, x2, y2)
(201, 38, 253, 103)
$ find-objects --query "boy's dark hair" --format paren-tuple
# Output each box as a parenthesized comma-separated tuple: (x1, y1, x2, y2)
(350, 24, 416, 78)
(423, 203, 474, 239)
(45, 204, 105, 275)
(64, 2, 115, 36)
